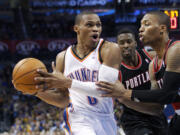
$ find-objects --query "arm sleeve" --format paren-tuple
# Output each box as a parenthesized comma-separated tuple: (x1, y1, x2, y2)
(132, 71, 180, 104)
(70, 64, 119, 97)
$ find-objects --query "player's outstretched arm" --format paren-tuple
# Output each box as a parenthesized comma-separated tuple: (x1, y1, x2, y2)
(131, 43, 180, 103)
(97, 60, 164, 116)
(96, 72, 180, 104)
(118, 97, 164, 116)
(116, 61, 163, 116)
(35, 51, 69, 108)
(36, 88, 69, 108)
(35, 42, 121, 97)
(96, 44, 180, 104)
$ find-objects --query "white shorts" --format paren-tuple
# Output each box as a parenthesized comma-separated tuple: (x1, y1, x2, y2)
(63, 108, 117, 135)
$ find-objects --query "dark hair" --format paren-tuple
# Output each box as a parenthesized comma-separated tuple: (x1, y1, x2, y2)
(75, 11, 97, 25)
(146, 11, 170, 33)
(117, 28, 136, 39)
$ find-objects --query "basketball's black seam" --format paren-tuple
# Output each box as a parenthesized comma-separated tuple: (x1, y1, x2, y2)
(13, 67, 46, 83)
(16, 83, 37, 85)
(13, 58, 34, 80)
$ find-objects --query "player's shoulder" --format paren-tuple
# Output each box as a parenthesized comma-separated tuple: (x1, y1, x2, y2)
(167, 41, 180, 58)
(103, 40, 119, 47)
(146, 50, 156, 59)
(56, 49, 69, 73)
(56, 50, 67, 61)
(56, 45, 72, 59)
(169, 41, 180, 49)
(165, 41, 180, 71)
(138, 47, 155, 59)
(101, 41, 119, 52)
(100, 41, 121, 64)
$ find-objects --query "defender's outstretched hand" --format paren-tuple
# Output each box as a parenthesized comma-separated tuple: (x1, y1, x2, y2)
(96, 80, 131, 98)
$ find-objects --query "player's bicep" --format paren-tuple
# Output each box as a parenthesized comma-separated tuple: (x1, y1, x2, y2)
(166, 44, 180, 73)
(98, 42, 121, 82)
(101, 42, 121, 69)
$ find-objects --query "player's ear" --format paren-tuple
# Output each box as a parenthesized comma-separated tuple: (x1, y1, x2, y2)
(160, 24, 167, 35)
(73, 25, 79, 33)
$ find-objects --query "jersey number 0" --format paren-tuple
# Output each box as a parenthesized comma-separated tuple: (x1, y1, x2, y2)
(87, 96, 98, 105)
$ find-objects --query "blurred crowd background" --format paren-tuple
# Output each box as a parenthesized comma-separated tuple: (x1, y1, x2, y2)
(0, 0, 179, 134)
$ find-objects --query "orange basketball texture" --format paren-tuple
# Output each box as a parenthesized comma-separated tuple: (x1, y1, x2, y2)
(12, 58, 47, 94)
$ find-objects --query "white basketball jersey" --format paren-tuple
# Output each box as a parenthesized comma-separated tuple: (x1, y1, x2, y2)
(64, 39, 113, 115)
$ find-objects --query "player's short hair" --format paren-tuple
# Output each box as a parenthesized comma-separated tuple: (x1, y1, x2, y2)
(75, 11, 97, 25)
(146, 11, 170, 33)
(117, 28, 136, 40)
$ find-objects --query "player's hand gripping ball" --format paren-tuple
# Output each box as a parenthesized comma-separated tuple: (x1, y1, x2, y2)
(12, 58, 47, 95)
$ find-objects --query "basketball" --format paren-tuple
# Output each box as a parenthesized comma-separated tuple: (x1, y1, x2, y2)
(12, 58, 47, 95)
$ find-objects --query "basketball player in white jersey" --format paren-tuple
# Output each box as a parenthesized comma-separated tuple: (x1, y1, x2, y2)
(33, 11, 121, 135)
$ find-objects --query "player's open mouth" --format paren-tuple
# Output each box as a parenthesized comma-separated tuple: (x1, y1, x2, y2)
(139, 34, 143, 41)
(91, 34, 98, 42)
(123, 49, 131, 55)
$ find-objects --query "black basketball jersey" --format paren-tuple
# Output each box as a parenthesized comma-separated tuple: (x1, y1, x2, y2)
(154, 39, 180, 92)
(155, 39, 180, 114)
(119, 48, 152, 90)
(119, 49, 167, 130)
(153, 39, 180, 89)
(153, 56, 166, 89)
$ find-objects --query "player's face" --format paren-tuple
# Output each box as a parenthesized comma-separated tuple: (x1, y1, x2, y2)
(139, 14, 161, 46)
(117, 33, 136, 59)
(75, 14, 102, 47)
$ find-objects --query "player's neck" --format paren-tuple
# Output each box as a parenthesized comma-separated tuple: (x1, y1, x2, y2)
(75, 43, 93, 58)
(123, 51, 138, 67)
(76, 37, 98, 57)
(151, 37, 169, 59)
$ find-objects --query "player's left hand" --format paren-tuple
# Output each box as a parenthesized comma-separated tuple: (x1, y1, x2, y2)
(96, 80, 128, 98)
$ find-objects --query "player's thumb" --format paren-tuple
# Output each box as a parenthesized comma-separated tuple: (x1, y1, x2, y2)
(52, 61, 56, 73)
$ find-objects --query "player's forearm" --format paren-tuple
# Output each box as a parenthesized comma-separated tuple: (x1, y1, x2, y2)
(132, 71, 180, 104)
(36, 89, 69, 108)
(121, 98, 163, 116)
(132, 89, 179, 104)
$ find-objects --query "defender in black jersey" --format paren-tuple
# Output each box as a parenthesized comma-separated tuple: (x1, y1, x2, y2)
(115, 28, 167, 135)
(149, 40, 180, 135)
(96, 11, 180, 135)
(97, 11, 180, 103)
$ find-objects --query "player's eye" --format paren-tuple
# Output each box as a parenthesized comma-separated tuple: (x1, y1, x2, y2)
(144, 21, 150, 26)
(96, 23, 101, 27)
(127, 39, 132, 44)
(145, 23, 150, 26)
(86, 23, 93, 27)
(119, 41, 124, 45)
